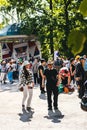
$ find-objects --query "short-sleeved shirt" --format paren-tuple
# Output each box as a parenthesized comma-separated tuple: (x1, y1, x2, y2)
(38, 65, 44, 79)
(44, 68, 58, 87)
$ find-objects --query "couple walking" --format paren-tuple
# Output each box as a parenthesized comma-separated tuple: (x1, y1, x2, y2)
(20, 60, 63, 117)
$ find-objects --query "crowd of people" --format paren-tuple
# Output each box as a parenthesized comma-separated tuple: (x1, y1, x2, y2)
(0, 54, 87, 115)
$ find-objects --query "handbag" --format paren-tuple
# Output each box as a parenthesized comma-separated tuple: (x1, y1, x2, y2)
(64, 86, 69, 93)
(19, 86, 23, 92)
(58, 83, 64, 93)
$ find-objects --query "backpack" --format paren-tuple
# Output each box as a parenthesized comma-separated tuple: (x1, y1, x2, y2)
(54, 58, 61, 66)
(81, 93, 87, 111)
(81, 81, 87, 111)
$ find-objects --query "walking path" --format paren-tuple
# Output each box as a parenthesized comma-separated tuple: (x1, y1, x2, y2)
(0, 82, 87, 130)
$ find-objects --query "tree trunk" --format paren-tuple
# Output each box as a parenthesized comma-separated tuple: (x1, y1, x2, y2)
(50, 0, 54, 57)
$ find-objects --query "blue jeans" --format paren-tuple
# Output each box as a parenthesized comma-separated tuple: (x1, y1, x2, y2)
(8, 71, 13, 83)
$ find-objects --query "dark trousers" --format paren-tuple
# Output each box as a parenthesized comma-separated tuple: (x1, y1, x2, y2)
(85, 71, 87, 81)
(77, 80, 85, 98)
(39, 78, 45, 92)
(33, 73, 38, 84)
(46, 85, 58, 109)
(13, 71, 19, 80)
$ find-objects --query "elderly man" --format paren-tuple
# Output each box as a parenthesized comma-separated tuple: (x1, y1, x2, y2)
(43, 60, 62, 116)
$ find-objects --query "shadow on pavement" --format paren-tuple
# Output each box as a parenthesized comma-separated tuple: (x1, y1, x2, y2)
(0, 82, 19, 93)
(18, 109, 34, 122)
(44, 111, 64, 123)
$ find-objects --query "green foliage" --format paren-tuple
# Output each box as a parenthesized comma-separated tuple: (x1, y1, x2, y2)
(0, 0, 9, 6)
(79, 0, 87, 17)
(68, 30, 86, 55)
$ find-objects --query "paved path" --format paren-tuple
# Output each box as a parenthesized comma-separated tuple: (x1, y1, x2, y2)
(0, 82, 87, 130)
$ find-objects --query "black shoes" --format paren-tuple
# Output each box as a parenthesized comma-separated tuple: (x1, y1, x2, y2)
(27, 107, 31, 112)
(41, 90, 46, 94)
(22, 105, 25, 111)
(48, 107, 52, 111)
(22, 105, 34, 112)
(4, 81, 7, 84)
(54, 107, 58, 110)
(10, 81, 14, 84)
(22, 105, 25, 108)
(41, 91, 45, 94)
(0, 81, 7, 84)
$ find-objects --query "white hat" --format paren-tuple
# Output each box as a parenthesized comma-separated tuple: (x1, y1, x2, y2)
(23, 60, 30, 66)
(47, 60, 54, 65)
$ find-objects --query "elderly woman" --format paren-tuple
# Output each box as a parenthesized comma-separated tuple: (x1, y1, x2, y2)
(20, 60, 34, 112)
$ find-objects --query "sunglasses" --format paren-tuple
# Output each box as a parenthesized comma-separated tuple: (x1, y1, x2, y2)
(48, 64, 53, 65)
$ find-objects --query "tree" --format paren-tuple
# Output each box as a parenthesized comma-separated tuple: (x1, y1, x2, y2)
(1, 0, 86, 59)
(79, 0, 87, 17)
(68, 30, 86, 55)
(0, 0, 10, 28)
(67, 0, 87, 56)
(0, 0, 8, 6)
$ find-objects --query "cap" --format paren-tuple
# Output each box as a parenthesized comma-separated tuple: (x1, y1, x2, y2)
(18, 58, 23, 63)
(23, 60, 30, 66)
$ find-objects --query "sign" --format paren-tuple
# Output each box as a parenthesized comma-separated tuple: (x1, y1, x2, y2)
(54, 51, 59, 60)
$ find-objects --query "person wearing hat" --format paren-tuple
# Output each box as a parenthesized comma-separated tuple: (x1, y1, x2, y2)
(20, 60, 34, 112)
(75, 55, 80, 60)
(75, 57, 86, 98)
(43, 60, 62, 116)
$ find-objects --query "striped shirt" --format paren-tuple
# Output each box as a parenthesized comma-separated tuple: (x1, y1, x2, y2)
(20, 69, 34, 86)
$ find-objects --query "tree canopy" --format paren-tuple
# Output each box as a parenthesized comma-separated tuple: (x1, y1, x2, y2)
(79, 0, 87, 17)
(0, 0, 87, 59)
(0, 0, 9, 6)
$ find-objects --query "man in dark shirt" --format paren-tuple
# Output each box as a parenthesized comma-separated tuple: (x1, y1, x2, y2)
(43, 60, 59, 113)
(75, 57, 85, 99)
(38, 59, 46, 94)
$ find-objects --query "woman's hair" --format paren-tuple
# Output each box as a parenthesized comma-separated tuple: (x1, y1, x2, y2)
(23, 66, 30, 79)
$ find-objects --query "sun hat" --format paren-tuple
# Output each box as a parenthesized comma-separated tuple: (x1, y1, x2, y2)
(47, 60, 54, 65)
(75, 55, 80, 60)
(23, 60, 30, 66)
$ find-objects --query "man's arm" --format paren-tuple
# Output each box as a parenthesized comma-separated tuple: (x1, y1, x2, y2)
(40, 69, 44, 78)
